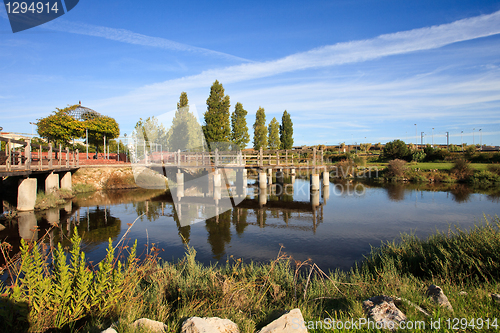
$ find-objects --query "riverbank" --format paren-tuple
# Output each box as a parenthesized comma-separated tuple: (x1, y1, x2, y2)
(1, 216, 499, 332)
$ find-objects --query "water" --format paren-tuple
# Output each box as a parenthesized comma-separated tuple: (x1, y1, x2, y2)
(1, 179, 499, 272)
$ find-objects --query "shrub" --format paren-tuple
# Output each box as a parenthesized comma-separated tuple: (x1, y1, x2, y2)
(451, 158, 473, 181)
(385, 159, 407, 179)
(411, 151, 426, 162)
(487, 163, 500, 176)
(382, 139, 411, 161)
(468, 170, 500, 185)
(336, 159, 356, 178)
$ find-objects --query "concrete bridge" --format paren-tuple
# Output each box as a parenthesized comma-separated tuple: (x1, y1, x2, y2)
(0, 136, 79, 211)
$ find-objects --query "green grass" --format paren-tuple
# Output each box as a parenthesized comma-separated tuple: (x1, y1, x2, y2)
(34, 189, 73, 210)
(2, 217, 500, 332)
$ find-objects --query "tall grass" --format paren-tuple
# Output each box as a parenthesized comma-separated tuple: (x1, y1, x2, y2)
(1, 217, 500, 332)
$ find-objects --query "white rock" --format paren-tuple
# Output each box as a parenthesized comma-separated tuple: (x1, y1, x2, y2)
(363, 295, 407, 330)
(491, 293, 500, 304)
(427, 285, 453, 312)
(100, 328, 117, 333)
(181, 317, 239, 333)
(257, 309, 307, 333)
(132, 318, 168, 333)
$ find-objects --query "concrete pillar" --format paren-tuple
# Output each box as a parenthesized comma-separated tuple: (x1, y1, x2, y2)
(176, 183, 184, 200)
(310, 174, 320, 191)
(64, 201, 72, 214)
(323, 185, 330, 202)
(258, 172, 267, 189)
(291, 168, 296, 175)
(267, 168, 272, 177)
(60, 171, 72, 191)
(17, 178, 37, 211)
(310, 190, 320, 207)
(176, 172, 184, 186)
(45, 173, 59, 194)
(259, 186, 267, 206)
(213, 172, 222, 187)
(291, 175, 296, 184)
(18, 211, 37, 240)
(276, 170, 284, 184)
(322, 171, 329, 186)
(213, 185, 221, 202)
(46, 208, 60, 225)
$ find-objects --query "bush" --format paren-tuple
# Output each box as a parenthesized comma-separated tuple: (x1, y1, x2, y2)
(468, 170, 500, 185)
(382, 139, 411, 161)
(385, 159, 407, 179)
(411, 151, 426, 162)
(451, 158, 473, 181)
(336, 159, 356, 178)
(487, 163, 500, 176)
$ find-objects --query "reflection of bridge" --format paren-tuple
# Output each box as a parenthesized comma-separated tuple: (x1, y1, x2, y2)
(0, 136, 79, 211)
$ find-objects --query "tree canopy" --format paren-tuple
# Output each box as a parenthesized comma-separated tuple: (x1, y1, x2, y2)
(231, 102, 250, 150)
(279, 110, 293, 149)
(253, 107, 267, 150)
(268, 117, 281, 150)
(203, 80, 231, 145)
(167, 92, 205, 151)
(37, 105, 84, 146)
(382, 139, 411, 161)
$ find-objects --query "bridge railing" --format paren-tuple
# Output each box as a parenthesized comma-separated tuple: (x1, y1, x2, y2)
(0, 136, 79, 172)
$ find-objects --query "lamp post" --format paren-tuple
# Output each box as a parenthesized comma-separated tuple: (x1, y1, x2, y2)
(473, 128, 475, 146)
(414, 124, 417, 149)
(29, 122, 36, 137)
(86, 128, 89, 159)
(461, 131, 463, 151)
(432, 128, 434, 147)
(479, 129, 482, 150)
(421, 132, 424, 146)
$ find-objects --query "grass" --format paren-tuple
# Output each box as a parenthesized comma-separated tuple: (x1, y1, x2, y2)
(1, 216, 500, 332)
(34, 189, 74, 210)
(72, 183, 97, 194)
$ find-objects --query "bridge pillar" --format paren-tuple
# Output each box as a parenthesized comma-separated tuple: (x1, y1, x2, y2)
(60, 171, 72, 191)
(45, 173, 59, 194)
(276, 170, 284, 184)
(310, 189, 320, 208)
(259, 186, 267, 206)
(176, 172, 184, 186)
(258, 172, 267, 189)
(322, 171, 329, 186)
(291, 168, 296, 175)
(18, 211, 37, 240)
(213, 172, 222, 187)
(46, 208, 60, 225)
(17, 178, 37, 211)
(322, 185, 330, 202)
(310, 174, 320, 191)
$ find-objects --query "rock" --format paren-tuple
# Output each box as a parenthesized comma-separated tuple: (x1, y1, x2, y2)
(491, 293, 500, 304)
(459, 291, 468, 296)
(257, 309, 307, 333)
(132, 318, 168, 333)
(427, 285, 453, 312)
(100, 328, 117, 333)
(181, 317, 239, 333)
(362, 295, 407, 330)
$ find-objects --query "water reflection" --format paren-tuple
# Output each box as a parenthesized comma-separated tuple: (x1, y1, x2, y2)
(1, 180, 499, 272)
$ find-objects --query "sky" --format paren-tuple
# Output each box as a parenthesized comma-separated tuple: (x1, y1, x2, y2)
(1, 0, 500, 147)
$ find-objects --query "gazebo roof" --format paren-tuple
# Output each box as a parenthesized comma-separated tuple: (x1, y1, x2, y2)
(66, 102, 101, 121)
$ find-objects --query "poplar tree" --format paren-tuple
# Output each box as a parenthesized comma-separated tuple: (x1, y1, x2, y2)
(203, 80, 231, 145)
(231, 102, 250, 150)
(167, 92, 204, 151)
(279, 110, 294, 150)
(253, 107, 267, 150)
(268, 117, 281, 150)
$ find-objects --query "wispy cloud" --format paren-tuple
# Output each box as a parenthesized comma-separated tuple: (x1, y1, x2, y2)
(43, 20, 251, 63)
(101, 9, 500, 105)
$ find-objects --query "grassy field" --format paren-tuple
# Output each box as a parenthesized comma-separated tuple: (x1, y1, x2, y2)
(1, 216, 500, 332)
(407, 162, 490, 171)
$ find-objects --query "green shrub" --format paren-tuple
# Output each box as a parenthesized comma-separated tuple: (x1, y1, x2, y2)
(411, 151, 426, 162)
(385, 159, 407, 179)
(382, 139, 411, 161)
(487, 163, 500, 176)
(468, 170, 500, 185)
(451, 158, 473, 181)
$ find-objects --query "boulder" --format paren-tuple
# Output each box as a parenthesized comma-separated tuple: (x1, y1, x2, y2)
(100, 328, 117, 333)
(132, 318, 168, 333)
(256, 309, 307, 333)
(181, 317, 239, 333)
(426, 285, 453, 312)
(362, 295, 407, 330)
(491, 293, 500, 304)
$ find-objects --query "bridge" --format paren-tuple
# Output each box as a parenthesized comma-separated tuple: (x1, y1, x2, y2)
(0, 136, 80, 211)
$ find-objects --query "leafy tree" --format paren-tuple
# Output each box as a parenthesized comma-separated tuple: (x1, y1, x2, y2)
(382, 139, 411, 161)
(253, 107, 267, 150)
(37, 105, 84, 146)
(86, 115, 119, 153)
(268, 117, 281, 150)
(203, 80, 231, 145)
(279, 110, 293, 149)
(167, 92, 205, 151)
(231, 102, 250, 150)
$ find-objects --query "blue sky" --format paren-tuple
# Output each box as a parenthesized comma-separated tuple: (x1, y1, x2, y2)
(1, 0, 500, 147)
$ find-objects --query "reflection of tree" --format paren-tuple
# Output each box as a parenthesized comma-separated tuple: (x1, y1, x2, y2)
(232, 208, 248, 236)
(385, 184, 406, 201)
(133, 201, 162, 221)
(450, 184, 472, 203)
(173, 208, 191, 244)
(254, 208, 267, 227)
(205, 210, 232, 260)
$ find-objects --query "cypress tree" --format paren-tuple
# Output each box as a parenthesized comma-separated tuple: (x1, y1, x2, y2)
(280, 110, 294, 149)
(231, 102, 250, 150)
(167, 92, 204, 151)
(203, 80, 231, 145)
(268, 117, 281, 150)
(253, 107, 267, 150)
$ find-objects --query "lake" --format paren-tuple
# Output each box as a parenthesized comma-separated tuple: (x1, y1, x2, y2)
(1, 177, 499, 272)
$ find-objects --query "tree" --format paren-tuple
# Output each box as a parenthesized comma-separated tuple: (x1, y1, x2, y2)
(382, 139, 411, 161)
(279, 110, 293, 149)
(167, 92, 205, 151)
(268, 117, 281, 150)
(231, 102, 250, 150)
(253, 107, 267, 150)
(37, 105, 84, 146)
(203, 80, 231, 146)
(86, 115, 119, 153)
